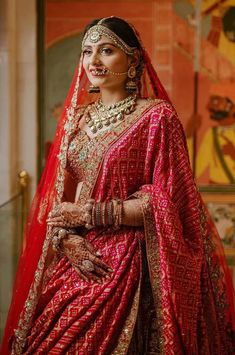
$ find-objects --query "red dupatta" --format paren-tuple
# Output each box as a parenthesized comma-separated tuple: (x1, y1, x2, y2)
(133, 103, 235, 353)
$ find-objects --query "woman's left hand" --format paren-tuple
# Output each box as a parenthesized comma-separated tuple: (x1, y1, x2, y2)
(47, 202, 87, 228)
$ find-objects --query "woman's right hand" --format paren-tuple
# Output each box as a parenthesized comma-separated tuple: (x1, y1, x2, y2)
(61, 234, 112, 283)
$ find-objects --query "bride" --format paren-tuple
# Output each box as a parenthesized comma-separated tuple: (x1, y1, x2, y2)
(1, 16, 235, 355)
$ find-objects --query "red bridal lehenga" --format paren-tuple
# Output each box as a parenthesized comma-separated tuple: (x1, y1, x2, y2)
(1, 35, 235, 355)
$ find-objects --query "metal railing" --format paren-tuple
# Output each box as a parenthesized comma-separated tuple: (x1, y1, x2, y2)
(0, 170, 29, 341)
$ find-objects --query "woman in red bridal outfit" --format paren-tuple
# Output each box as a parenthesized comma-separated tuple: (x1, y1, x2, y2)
(1, 16, 235, 355)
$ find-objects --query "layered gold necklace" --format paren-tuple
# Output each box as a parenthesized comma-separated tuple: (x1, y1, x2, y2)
(86, 95, 137, 134)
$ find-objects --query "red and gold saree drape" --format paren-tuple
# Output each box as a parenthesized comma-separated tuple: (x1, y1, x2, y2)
(3, 99, 233, 355)
(1, 37, 234, 352)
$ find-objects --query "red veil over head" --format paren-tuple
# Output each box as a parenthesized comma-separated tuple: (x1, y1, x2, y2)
(1, 17, 234, 354)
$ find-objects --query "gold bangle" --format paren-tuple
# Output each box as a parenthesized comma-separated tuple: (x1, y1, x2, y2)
(101, 202, 106, 226)
(95, 202, 102, 226)
(107, 201, 114, 225)
(84, 199, 95, 229)
(91, 203, 96, 226)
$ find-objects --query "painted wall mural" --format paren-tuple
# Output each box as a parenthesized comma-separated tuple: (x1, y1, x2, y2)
(173, 0, 235, 187)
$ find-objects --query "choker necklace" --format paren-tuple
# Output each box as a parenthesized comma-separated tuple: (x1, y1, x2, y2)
(86, 95, 137, 134)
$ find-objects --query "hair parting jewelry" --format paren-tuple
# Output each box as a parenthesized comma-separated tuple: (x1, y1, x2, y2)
(82, 18, 136, 55)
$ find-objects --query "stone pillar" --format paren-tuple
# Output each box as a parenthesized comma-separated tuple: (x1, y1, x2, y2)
(0, 0, 37, 340)
(0, 0, 13, 204)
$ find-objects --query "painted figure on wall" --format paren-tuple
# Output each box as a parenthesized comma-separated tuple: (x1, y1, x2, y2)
(174, 0, 235, 185)
(186, 93, 235, 184)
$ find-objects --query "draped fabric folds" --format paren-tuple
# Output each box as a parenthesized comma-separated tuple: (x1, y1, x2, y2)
(1, 29, 235, 355)
(134, 108, 235, 354)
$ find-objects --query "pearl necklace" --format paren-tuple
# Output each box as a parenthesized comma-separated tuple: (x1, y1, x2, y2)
(86, 95, 137, 134)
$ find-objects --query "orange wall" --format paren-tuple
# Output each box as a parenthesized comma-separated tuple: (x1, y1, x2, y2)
(45, 0, 174, 95)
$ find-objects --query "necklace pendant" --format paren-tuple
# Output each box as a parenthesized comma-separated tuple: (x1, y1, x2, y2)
(111, 117, 117, 123)
(91, 126, 98, 134)
(117, 112, 124, 120)
(97, 122, 103, 129)
(88, 120, 94, 128)
(104, 119, 111, 126)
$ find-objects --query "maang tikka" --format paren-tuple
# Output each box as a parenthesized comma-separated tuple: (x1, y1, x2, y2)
(82, 18, 136, 56)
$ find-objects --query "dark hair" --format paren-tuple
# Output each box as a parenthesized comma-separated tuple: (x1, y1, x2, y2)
(83, 17, 142, 50)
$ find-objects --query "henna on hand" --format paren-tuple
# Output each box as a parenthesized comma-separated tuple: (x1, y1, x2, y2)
(61, 234, 112, 283)
(47, 202, 88, 228)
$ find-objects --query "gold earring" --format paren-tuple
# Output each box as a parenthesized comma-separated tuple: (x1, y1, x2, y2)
(88, 84, 100, 93)
(126, 66, 137, 93)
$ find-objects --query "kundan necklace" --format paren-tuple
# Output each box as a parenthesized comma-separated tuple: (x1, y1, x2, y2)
(86, 94, 137, 134)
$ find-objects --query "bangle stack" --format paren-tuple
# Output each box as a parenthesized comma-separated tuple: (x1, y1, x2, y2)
(84, 199, 123, 229)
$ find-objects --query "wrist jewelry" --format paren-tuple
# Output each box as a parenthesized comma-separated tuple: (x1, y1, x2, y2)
(85, 200, 123, 229)
(95, 202, 102, 226)
(84, 199, 95, 229)
(91, 203, 96, 226)
(101, 202, 106, 225)
(107, 201, 114, 225)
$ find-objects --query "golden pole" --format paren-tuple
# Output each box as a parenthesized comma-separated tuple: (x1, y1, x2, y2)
(18, 170, 30, 251)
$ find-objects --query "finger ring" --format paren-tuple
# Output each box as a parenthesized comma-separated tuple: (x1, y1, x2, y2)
(82, 259, 95, 272)
(58, 229, 68, 238)
(85, 223, 93, 230)
(84, 213, 91, 223)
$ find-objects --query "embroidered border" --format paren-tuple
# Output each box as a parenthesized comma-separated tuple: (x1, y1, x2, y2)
(133, 190, 164, 354)
(111, 245, 142, 355)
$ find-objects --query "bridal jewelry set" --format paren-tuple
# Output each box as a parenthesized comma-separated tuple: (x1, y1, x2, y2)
(86, 94, 137, 134)
(83, 18, 139, 116)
